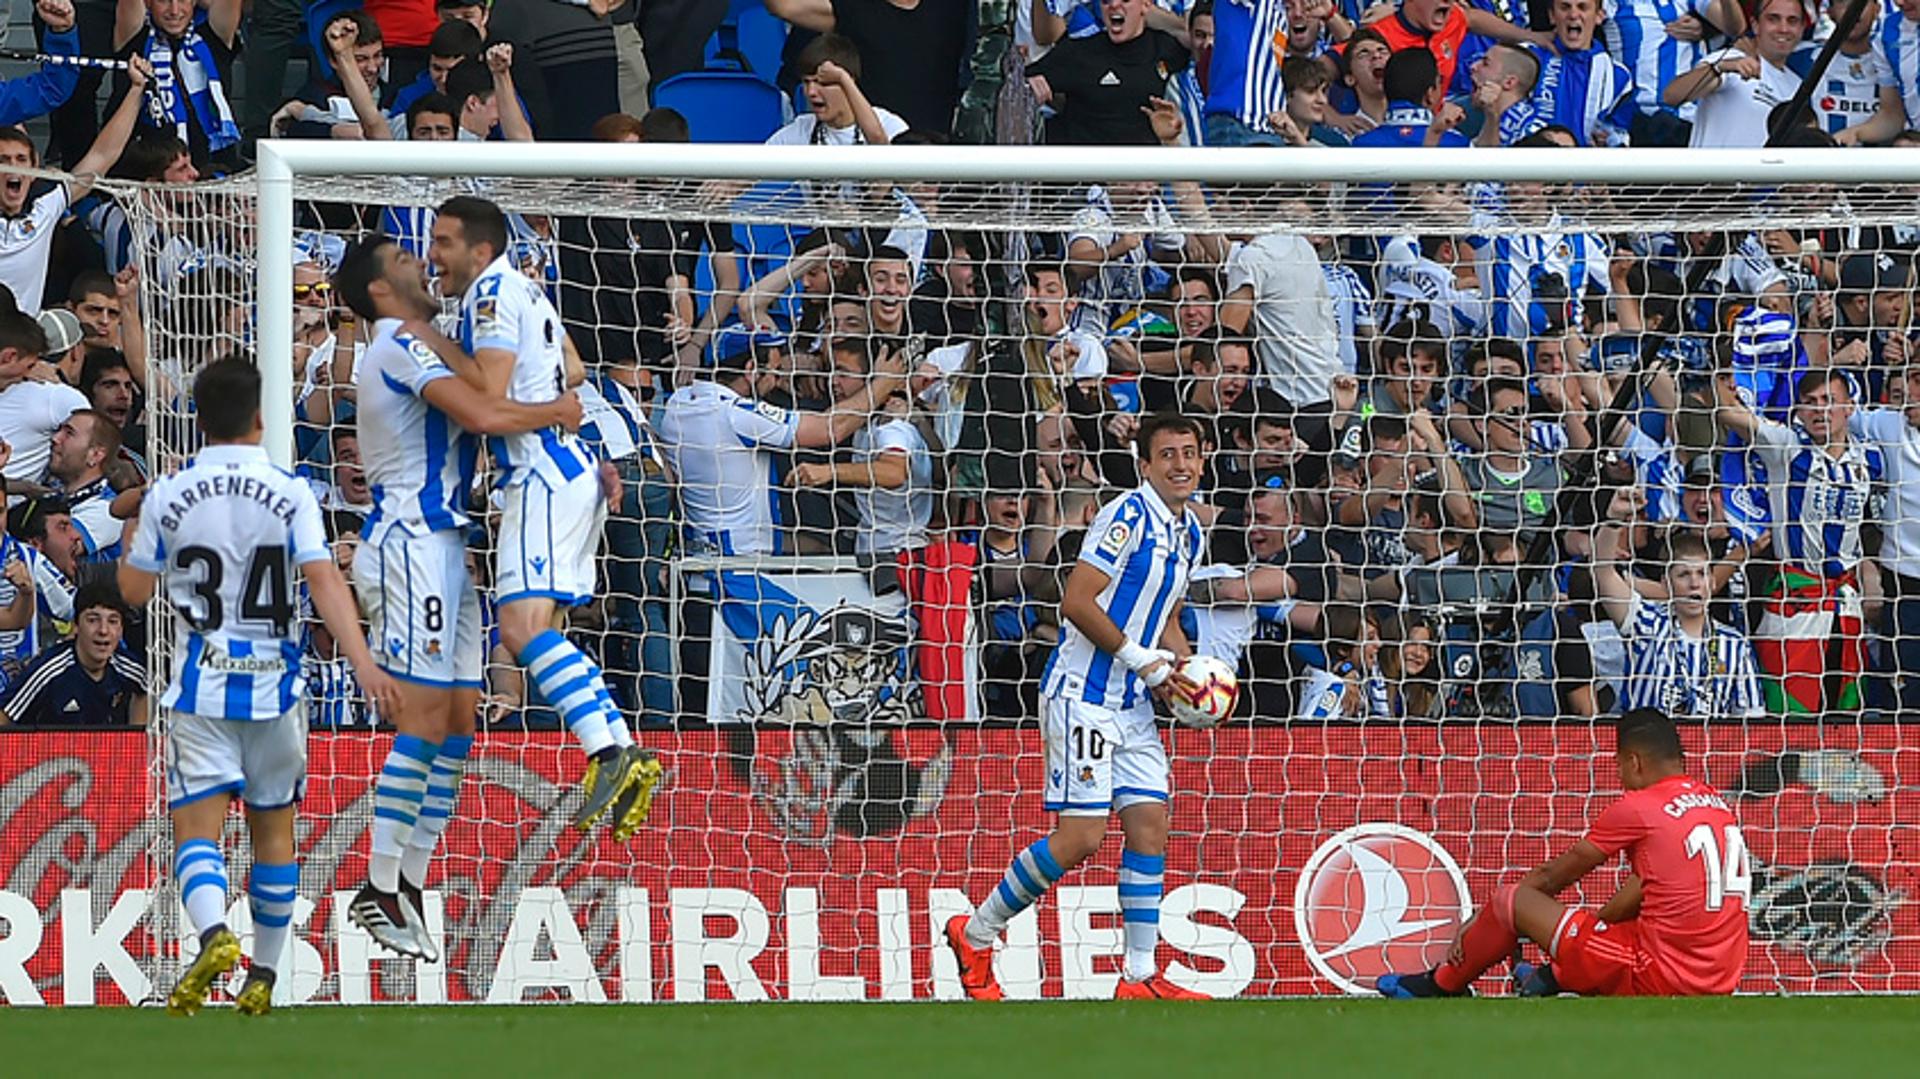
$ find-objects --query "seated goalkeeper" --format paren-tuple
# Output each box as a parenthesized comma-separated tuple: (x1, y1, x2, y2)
(1380, 708, 1751, 998)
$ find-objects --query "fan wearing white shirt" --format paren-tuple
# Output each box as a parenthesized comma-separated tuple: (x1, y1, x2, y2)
(0, 52, 153, 314)
(765, 34, 907, 147)
(0, 310, 88, 501)
(789, 338, 935, 558)
(1665, 0, 1806, 147)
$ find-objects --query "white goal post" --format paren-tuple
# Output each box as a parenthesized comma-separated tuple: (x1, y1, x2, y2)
(23, 143, 1908, 1007)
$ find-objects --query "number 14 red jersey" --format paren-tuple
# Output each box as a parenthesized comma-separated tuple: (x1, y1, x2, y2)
(1584, 774, 1752, 995)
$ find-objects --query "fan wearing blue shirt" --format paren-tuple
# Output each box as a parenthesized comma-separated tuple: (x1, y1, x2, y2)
(1529, 0, 1638, 146)
(0, 584, 147, 727)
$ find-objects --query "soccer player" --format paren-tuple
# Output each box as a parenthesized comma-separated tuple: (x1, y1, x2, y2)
(946, 412, 1210, 1001)
(1379, 708, 1751, 998)
(117, 357, 401, 1017)
(427, 196, 662, 835)
(332, 234, 585, 959)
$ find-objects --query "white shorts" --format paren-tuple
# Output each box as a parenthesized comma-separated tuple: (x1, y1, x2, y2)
(354, 526, 483, 688)
(1042, 696, 1169, 817)
(167, 706, 307, 811)
(494, 473, 605, 606)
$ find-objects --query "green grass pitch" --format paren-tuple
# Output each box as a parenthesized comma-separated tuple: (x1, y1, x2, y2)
(6, 998, 1917, 1077)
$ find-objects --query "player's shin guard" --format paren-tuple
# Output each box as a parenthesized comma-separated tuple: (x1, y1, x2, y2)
(966, 838, 1065, 947)
(247, 861, 298, 973)
(370, 735, 439, 892)
(401, 735, 472, 888)
(1435, 882, 1522, 994)
(521, 630, 616, 757)
(175, 839, 228, 935)
(1118, 849, 1165, 982)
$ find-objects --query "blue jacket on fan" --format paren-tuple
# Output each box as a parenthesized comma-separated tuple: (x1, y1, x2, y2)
(1527, 39, 1638, 146)
(0, 25, 80, 126)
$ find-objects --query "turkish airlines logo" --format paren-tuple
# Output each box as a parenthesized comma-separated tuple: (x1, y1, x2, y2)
(1293, 823, 1473, 995)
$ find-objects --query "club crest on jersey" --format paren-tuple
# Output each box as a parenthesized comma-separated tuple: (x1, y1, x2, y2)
(399, 332, 440, 367)
(1078, 765, 1095, 783)
(1294, 823, 1473, 996)
(425, 639, 442, 657)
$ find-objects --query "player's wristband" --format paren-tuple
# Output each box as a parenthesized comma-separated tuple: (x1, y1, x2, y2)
(1115, 640, 1175, 686)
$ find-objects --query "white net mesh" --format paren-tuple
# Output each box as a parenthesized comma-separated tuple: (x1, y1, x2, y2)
(35, 154, 1914, 1004)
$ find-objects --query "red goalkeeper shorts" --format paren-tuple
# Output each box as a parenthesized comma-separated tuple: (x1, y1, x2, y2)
(1547, 910, 1674, 997)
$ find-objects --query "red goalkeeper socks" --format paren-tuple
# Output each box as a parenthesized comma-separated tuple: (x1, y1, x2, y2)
(1435, 882, 1521, 994)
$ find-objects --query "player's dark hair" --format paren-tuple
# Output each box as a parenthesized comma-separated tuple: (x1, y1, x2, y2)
(428, 18, 482, 59)
(73, 582, 128, 623)
(1616, 708, 1684, 763)
(868, 244, 911, 271)
(113, 132, 190, 181)
(1282, 55, 1331, 94)
(436, 195, 509, 259)
(639, 107, 690, 143)
(796, 32, 863, 81)
(1795, 367, 1851, 404)
(333, 234, 397, 323)
(1175, 264, 1220, 301)
(1382, 48, 1441, 105)
(1135, 411, 1203, 460)
(68, 271, 116, 305)
(0, 128, 35, 165)
(0, 309, 46, 358)
(407, 92, 458, 134)
(80, 348, 134, 399)
(444, 60, 496, 112)
(8, 495, 69, 542)
(1667, 527, 1711, 564)
(193, 356, 262, 441)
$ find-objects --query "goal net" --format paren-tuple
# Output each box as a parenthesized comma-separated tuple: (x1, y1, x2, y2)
(11, 145, 1915, 1005)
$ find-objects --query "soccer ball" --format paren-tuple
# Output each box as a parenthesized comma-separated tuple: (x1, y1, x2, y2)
(1169, 654, 1238, 728)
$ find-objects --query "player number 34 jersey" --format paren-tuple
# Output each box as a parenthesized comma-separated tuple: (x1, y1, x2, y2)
(128, 445, 332, 721)
(1584, 774, 1752, 995)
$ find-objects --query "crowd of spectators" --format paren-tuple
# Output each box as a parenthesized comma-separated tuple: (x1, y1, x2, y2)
(1, 0, 1919, 729)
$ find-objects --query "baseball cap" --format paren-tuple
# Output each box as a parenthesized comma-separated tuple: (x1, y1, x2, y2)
(36, 308, 84, 356)
(1839, 252, 1909, 292)
(1686, 453, 1715, 486)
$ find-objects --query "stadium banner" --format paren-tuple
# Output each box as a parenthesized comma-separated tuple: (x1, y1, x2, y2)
(0, 723, 1912, 1006)
(704, 568, 977, 725)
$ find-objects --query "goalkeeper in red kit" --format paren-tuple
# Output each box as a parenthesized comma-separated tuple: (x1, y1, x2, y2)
(1379, 708, 1751, 998)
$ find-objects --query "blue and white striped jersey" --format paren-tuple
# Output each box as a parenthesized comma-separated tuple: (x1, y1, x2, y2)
(1527, 41, 1638, 146)
(127, 444, 330, 721)
(1616, 595, 1764, 719)
(1602, 0, 1713, 119)
(1748, 417, 1880, 578)
(1791, 40, 1891, 135)
(459, 254, 594, 490)
(1378, 236, 1487, 341)
(355, 318, 480, 545)
(0, 537, 73, 692)
(1875, 5, 1920, 130)
(1041, 485, 1204, 713)
(1066, 186, 1184, 336)
(1470, 223, 1610, 338)
(655, 380, 798, 556)
(1205, 0, 1288, 132)
(1322, 261, 1376, 374)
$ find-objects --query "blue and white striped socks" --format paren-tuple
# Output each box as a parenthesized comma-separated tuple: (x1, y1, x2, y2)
(370, 734, 438, 892)
(248, 861, 298, 972)
(401, 734, 472, 889)
(1119, 849, 1164, 982)
(175, 838, 228, 936)
(965, 838, 1065, 947)
(521, 630, 618, 757)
